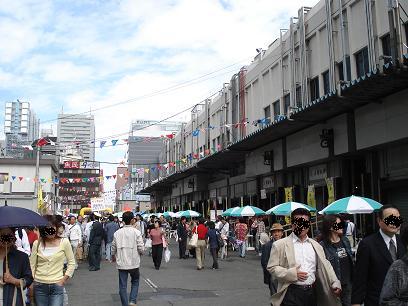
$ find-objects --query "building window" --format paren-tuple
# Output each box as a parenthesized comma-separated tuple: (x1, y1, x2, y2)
(0, 173, 8, 184)
(322, 70, 330, 95)
(381, 34, 392, 63)
(283, 94, 290, 115)
(295, 86, 302, 107)
(355, 47, 369, 78)
(338, 56, 351, 82)
(310, 77, 320, 101)
(264, 105, 271, 119)
(273, 100, 280, 118)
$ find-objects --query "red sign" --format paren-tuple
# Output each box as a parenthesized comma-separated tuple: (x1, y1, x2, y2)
(71, 161, 80, 169)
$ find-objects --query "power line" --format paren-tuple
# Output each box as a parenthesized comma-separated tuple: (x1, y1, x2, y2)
(42, 60, 248, 125)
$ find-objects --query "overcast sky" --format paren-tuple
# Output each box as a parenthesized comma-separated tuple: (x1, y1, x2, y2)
(0, 0, 319, 191)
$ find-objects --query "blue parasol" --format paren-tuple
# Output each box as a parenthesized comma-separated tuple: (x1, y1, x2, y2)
(0, 205, 49, 228)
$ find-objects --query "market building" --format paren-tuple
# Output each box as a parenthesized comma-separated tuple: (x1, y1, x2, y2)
(142, 0, 408, 223)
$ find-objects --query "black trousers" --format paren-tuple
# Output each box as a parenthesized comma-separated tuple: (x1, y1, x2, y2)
(178, 238, 187, 258)
(152, 244, 163, 268)
(210, 247, 218, 269)
(281, 284, 317, 306)
(88, 244, 101, 270)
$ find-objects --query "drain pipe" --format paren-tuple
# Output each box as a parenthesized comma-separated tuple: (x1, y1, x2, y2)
(339, 0, 349, 81)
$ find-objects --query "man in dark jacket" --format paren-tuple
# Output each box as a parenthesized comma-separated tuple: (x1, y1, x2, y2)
(88, 213, 105, 271)
(104, 215, 119, 262)
(352, 205, 407, 306)
(177, 217, 188, 259)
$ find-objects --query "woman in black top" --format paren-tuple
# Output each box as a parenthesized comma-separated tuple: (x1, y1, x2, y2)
(320, 214, 354, 306)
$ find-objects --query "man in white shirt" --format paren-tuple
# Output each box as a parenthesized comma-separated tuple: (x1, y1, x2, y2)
(267, 208, 341, 306)
(15, 228, 30, 255)
(112, 211, 144, 306)
(219, 218, 230, 259)
(344, 216, 356, 247)
(68, 216, 82, 269)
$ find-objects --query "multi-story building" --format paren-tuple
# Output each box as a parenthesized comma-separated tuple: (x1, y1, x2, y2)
(40, 128, 54, 138)
(4, 100, 39, 158)
(57, 114, 95, 161)
(127, 120, 184, 201)
(143, 0, 408, 223)
(58, 159, 102, 213)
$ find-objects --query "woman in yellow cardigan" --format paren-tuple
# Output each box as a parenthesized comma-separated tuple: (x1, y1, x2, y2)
(30, 215, 75, 306)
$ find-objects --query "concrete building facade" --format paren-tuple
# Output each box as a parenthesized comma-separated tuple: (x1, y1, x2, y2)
(57, 114, 95, 161)
(0, 157, 58, 211)
(143, 0, 408, 224)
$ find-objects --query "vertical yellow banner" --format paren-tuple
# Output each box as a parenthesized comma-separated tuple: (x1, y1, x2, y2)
(325, 177, 335, 204)
(307, 185, 316, 208)
(284, 187, 293, 202)
(284, 187, 293, 224)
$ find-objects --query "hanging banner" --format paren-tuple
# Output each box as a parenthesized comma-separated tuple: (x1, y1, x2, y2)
(284, 187, 293, 202)
(307, 185, 316, 208)
(284, 187, 293, 224)
(325, 177, 335, 205)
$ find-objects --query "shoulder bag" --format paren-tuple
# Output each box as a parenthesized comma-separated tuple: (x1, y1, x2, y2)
(188, 226, 198, 249)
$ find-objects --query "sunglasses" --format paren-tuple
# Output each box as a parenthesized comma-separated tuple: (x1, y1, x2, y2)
(383, 215, 403, 227)
(0, 233, 15, 243)
(40, 226, 57, 236)
(332, 221, 346, 231)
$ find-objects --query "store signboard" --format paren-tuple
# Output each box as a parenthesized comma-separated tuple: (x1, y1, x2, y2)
(262, 176, 275, 189)
(64, 161, 99, 169)
(309, 164, 327, 181)
(91, 197, 105, 211)
(135, 194, 150, 202)
(260, 189, 267, 199)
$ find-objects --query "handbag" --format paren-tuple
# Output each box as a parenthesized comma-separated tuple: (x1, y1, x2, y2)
(188, 227, 198, 249)
(144, 238, 152, 248)
(164, 248, 171, 263)
(11, 279, 26, 306)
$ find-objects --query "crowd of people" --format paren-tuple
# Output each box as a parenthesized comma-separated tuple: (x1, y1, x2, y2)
(0, 204, 407, 306)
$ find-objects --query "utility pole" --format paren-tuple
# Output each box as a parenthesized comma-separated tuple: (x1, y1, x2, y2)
(34, 119, 41, 208)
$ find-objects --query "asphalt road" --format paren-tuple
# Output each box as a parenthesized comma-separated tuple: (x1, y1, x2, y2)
(66, 244, 271, 306)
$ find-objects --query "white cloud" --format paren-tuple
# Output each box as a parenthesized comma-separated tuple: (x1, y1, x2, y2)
(0, 0, 321, 179)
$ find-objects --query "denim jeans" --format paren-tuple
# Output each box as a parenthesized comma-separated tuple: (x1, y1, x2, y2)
(238, 241, 246, 257)
(118, 268, 140, 306)
(34, 282, 64, 306)
(105, 242, 112, 261)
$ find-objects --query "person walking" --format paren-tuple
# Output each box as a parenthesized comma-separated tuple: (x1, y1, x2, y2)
(235, 219, 248, 258)
(194, 219, 208, 270)
(30, 215, 75, 306)
(134, 215, 146, 238)
(261, 223, 284, 297)
(379, 223, 408, 305)
(352, 205, 407, 306)
(68, 216, 82, 269)
(88, 213, 104, 271)
(0, 227, 33, 306)
(320, 215, 354, 306)
(206, 222, 219, 269)
(177, 217, 188, 259)
(219, 218, 230, 259)
(111, 211, 144, 306)
(343, 215, 356, 248)
(149, 221, 164, 270)
(267, 208, 342, 306)
(104, 215, 119, 262)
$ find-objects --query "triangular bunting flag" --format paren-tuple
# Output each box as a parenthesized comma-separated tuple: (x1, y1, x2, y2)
(100, 141, 107, 148)
(12, 176, 16, 181)
(18, 176, 23, 181)
(144, 169, 149, 173)
(111, 140, 118, 146)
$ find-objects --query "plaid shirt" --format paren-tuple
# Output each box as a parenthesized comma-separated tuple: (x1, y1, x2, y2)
(257, 221, 266, 234)
(235, 223, 248, 241)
